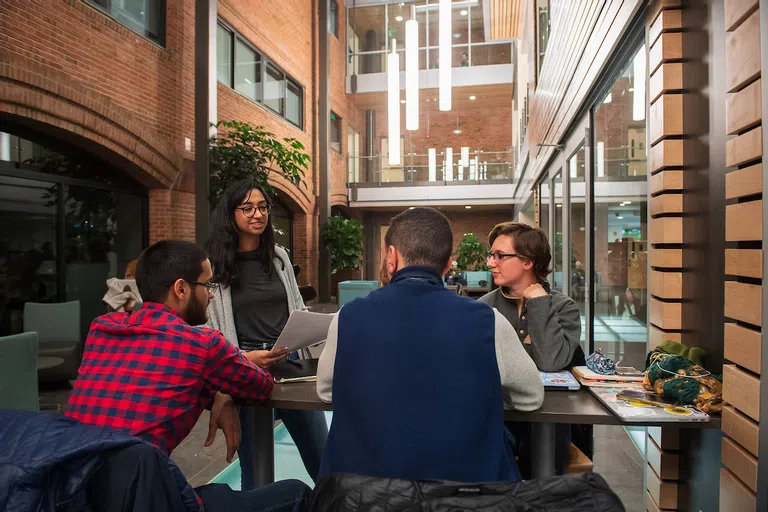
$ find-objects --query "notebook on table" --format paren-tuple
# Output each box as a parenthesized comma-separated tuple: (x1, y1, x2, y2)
(589, 386, 710, 423)
(271, 358, 319, 384)
(571, 365, 645, 386)
(539, 371, 581, 391)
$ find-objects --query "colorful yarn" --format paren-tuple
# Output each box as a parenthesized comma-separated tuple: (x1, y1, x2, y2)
(586, 351, 616, 375)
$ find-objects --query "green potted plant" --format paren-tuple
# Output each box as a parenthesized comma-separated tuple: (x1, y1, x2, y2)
(208, 120, 310, 205)
(324, 216, 364, 298)
(454, 233, 489, 271)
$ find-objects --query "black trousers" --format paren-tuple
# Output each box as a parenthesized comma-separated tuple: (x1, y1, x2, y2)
(506, 422, 572, 479)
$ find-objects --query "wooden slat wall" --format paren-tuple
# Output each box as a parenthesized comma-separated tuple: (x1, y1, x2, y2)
(721, 0, 761, 510)
(489, 0, 525, 40)
(525, 0, 644, 181)
(645, 3, 686, 509)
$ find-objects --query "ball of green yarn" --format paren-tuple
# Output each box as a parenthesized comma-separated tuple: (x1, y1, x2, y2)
(647, 355, 700, 404)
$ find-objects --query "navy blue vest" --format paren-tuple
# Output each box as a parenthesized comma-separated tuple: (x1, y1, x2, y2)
(320, 266, 520, 483)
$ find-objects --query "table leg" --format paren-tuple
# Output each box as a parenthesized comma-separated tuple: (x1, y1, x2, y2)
(531, 422, 556, 478)
(242, 406, 275, 488)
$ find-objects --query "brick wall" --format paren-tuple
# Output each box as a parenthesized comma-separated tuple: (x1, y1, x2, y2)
(149, 190, 196, 243)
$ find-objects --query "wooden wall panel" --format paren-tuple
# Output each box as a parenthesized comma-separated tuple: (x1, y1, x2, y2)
(649, 94, 685, 144)
(649, 426, 680, 451)
(723, 364, 761, 421)
(725, 200, 763, 242)
(650, 217, 683, 244)
(649, 63, 684, 104)
(650, 170, 686, 195)
(649, 248, 684, 269)
(647, 437, 680, 480)
(725, 10, 761, 92)
(724, 323, 762, 374)
(646, 464, 679, 509)
(722, 405, 760, 457)
(650, 139, 685, 172)
(650, 270, 684, 299)
(725, 163, 763, 199)
(721, 437, 758, 492)
(725, 126, 763, 168)
(649, 8, 682, 46)
(726, 79, 763, 135)
(725, 0, 759, 32)
(725, 249, 763, 278)
(720, 468, 756, 511)
(649, 32, 684, 74)
(650, 297, 683, 330)
(648, 324, 682, 350)
(650, 194, 684, 216)
(724, 281, 763, 326)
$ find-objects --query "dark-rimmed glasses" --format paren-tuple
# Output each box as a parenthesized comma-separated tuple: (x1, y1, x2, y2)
(486, 251, 523, 263)
(235, 205, 271, 218)
(188, 281, 220, 293)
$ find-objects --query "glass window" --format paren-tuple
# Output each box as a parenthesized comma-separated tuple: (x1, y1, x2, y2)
(568, 145, 587, 354)
(330, 0, 339, 37)
(235, 39, 261, 102)
(536, 0, 550, 74)
(264, 63, 285, 115)
(286, 80, 303, 129)
(592, 44, 648, 370)
(86, 0, 166, 46)
(330, 112, 342, 153)
(217, 23, 233, 86)
(347, 125, 360, 183)
(552, 170, 563, 291)
(539, 179, 550, 236)
(349, 5, 386, 74)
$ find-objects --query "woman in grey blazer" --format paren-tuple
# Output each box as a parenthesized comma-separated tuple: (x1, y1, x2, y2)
(206, 179, 328, 489)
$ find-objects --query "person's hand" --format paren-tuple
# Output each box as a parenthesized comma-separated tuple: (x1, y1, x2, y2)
(522, 283, 548, 300)
(244, 348, 290, 369)
(205, 392, 240, 463)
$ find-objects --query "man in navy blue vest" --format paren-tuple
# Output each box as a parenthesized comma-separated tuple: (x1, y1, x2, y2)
(317, 207, 544, 483)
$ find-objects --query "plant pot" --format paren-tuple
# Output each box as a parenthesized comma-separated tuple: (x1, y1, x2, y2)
(331, 268, 362, 299)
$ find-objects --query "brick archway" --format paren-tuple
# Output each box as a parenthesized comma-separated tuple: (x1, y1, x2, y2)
(0, 52, 181, 188)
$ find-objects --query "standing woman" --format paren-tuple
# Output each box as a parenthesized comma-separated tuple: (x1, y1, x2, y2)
(206, 179, 328, 489)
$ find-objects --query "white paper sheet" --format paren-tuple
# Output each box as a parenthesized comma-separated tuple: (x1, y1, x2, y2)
(270, 310, 334, 353)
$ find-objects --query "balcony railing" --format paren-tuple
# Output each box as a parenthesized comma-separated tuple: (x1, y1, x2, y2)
(348, 150, 516, 186)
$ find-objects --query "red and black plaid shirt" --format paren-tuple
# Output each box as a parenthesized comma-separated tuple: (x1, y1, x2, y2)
(66, 302, 273, 455)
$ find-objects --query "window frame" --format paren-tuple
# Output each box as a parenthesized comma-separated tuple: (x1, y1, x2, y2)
(330, 111, 342, 153)
(216, 19, 305, 130)
(330, 0, 339, 38)
(83, 0, 167, 47)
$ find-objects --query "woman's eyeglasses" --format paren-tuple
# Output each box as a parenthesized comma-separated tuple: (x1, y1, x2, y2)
(236, 205, 271, 218)
(486, 251, 523, 263)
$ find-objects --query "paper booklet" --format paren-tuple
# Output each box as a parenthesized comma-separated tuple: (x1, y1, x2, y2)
(572, 365, 645, 383)
(539, 371, 581, 391)
(590, 386, 710, 423)
(270, 310, 334, 353)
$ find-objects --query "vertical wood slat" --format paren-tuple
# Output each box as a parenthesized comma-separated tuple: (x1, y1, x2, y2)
(722, 437, 759, 492)
(724, 281, 763, 326)
(726, 79, 763, 135)
(725, 0, 760, 31)
(725, 200, 763, 242)
(722, 405, 760, 457)
(725, 126, 764, 168)
(723, 364, 761, 421)
(725, 9, 761, 93)
(724, 322, 763, 374)
(725, 163, 763, 199)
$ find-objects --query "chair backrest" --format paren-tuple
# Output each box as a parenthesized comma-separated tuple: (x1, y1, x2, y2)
(23, 301, 81, 344)
(0, 332, 39, 411)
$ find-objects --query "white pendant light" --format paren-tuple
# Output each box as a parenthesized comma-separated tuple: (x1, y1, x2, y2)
(428, 148, 437, 181)
(445, 147, 453, 181)
(439, 0, 451, 111)
(405, 7, 419, 130)
(388, 39, 401, 166)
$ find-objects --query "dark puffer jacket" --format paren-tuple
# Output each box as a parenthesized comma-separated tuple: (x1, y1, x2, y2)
(309, 472, 625, 512)
(0, 409, 201, 512)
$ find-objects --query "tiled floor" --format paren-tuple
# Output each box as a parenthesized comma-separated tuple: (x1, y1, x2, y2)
(593, 425, 646, 512)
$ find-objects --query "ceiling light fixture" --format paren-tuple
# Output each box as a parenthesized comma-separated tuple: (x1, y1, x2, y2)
(469, 95, 476, 100)
(405, 6, 419, 131)
(428, 148, 437, 181)
(617, 216, 624, 220)
(465, 205, 472, 209)
(395, 15, 403, 21)
(400, 99, 406, 104)
(439, 0, 452, 112)
(387, 39, 401, 166)
(624, 201, 632, 205)
(556, 204, 563, 208)
(460, 9, 468, 15)
(445, 147, 454, 181)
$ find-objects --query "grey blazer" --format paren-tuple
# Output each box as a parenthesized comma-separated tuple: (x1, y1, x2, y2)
(206, 246, 309, 355)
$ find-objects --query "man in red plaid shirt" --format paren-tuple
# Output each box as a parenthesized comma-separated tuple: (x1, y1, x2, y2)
(67, 240, 309, 511)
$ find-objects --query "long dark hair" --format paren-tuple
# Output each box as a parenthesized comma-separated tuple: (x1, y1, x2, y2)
(206, 179, 282, 288)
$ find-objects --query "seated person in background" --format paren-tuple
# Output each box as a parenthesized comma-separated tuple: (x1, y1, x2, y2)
(317, 207, 544, 484)
(479, 221, 585, 478)
(67, 240, 309, 511)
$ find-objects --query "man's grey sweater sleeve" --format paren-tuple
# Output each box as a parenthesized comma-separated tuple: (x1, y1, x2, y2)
(493, 310, 544, 411)
(316, 313, 339, 403)
(524, 294, 581, 371)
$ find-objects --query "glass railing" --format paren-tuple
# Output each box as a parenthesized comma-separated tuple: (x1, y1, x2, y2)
(347, 150, 515, 185)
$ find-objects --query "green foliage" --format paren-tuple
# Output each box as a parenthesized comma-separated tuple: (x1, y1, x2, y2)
(324, 216, 364, 274)
(209, 120, 310, 204)
(454, 233, 489, 271)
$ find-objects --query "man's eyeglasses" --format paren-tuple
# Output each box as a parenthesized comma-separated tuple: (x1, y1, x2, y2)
(235, 205, 271, 218)
(188, 281, 220, 293)
(486, 251, 523, 263)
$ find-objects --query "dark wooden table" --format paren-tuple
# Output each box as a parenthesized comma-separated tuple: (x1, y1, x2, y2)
(243, 382, 720, 487)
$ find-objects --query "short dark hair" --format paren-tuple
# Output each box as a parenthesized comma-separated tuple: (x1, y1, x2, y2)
(488, 222, 551, 282)
(135, 240, 209, 303)
(385, 208, 453, 274)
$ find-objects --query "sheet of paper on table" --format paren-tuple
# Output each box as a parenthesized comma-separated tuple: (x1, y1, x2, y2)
(270, 310, 334, 353)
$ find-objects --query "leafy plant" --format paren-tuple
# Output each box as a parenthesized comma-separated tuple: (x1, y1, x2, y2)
(324, 216, 364, 274)
(454, 233, 489, 271)
(209, 120, 310, 205)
